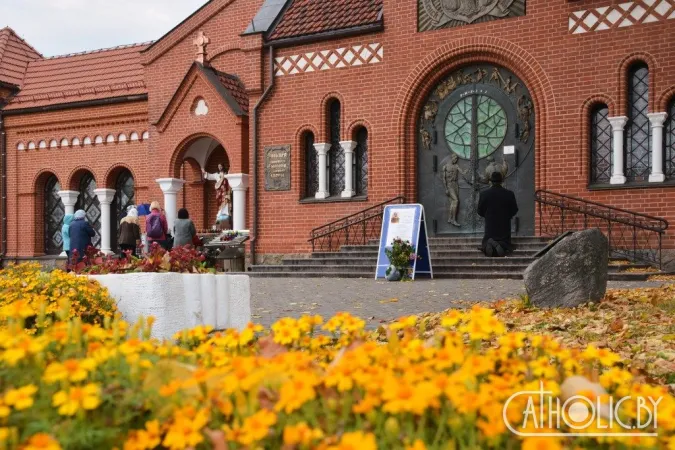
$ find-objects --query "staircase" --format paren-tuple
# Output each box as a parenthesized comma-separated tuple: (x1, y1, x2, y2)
(250, 235, 660, 281)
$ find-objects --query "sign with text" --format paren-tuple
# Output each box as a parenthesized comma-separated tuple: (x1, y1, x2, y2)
(264, 145, 291, 191)
(376, 204, 433, 280)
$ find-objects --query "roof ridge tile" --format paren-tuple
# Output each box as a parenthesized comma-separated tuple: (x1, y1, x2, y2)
(45, 41, 154, 60)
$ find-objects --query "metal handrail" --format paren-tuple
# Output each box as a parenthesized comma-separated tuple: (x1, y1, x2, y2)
(309, 196, 405, 252)
(535, 190, 669, 268)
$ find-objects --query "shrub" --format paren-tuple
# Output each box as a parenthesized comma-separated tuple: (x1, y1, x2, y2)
(0, 263, 116, 329)
(0, 304, 672, 449)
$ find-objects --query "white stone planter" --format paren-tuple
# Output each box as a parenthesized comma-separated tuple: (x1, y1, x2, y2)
(89, 273, 251, 340)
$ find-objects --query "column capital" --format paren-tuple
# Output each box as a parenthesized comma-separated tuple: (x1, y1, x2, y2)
(340, 140, 357, 153)
(314, 143, 330, 156)
(225, 173, 250, 191)
(647, 112, 668, 127)
(57, 190, 79, 207)
(608, 116, 628, 131)
(156, 178, 186, 194)
(93, 188, 116, 205)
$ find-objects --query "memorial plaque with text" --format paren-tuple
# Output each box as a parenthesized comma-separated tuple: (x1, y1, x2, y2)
(264, 145, 291, 191)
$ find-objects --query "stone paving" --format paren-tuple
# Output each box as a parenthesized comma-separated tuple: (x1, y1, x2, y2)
(250, 278, 663, 328)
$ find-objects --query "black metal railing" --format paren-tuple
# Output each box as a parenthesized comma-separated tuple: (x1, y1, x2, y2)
(309, 196, 405, 252)
(536, 190, 668, 268)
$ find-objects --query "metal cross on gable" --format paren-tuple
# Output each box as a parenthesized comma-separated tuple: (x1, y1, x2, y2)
(193, 31, 210, 64)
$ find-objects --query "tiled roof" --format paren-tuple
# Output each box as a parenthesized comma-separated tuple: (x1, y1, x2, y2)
(268, 0, 383, 41)
(4, 42, 151, 111)
(213, 71, 249, 114)
(0, 27, 42, 87)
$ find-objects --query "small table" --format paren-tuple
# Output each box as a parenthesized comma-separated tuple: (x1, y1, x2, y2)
(202, 234, 250, 272)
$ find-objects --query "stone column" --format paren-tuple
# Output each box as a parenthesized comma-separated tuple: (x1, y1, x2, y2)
(93, 188, 116, 254)
(648, 112, 668, 183)
(57, 190, 79, 216)
(609, 116, 628, 185)
(156, 178, 186, 232)
(314, 143, 330, 199)
(225, 174, 250, 231)
(340, 140, 357, 198)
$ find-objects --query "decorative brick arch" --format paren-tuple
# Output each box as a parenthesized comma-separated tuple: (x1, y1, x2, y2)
(33, 169, 62, 191)
(579, 94, 617, 180)
(294, 124, 319, 196)
(347, 119, 373, 141)
(319, 92, 346, 142)
(104, 164, 138, 189)
(657, 86, 675, 113)
(392, 36, 555, 200)
(169, 132, 228, 178)
(67, 166, 97, 190)
(209, 44, 243, 60)
(617, 52, 659, 114)
(33, 170, 61, 256)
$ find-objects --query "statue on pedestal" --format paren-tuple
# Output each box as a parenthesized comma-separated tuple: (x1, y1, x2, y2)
(202, 164, 232, 229)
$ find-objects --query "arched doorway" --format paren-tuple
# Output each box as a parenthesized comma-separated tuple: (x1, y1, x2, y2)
(417, 64, 535, 236)
(177, 136, 230, 230)
(111, 169, 135, 250)
(74, 172, 101, 248)
(44, 175, 64, 255)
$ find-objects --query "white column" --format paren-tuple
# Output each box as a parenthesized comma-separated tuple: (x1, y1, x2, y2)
(57, 190, 79, 216)
(156, 178, 186, 232)
(314, 143, 330, 199)
(93, 188, 115, 254)
(609, 116, 628, 185)
(225, 174, 250, 231)
(648, 112, 668, 183)
(340, 140, 357, 198)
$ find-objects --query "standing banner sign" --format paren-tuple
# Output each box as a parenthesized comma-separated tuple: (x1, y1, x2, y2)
(375, 204, 433, 280)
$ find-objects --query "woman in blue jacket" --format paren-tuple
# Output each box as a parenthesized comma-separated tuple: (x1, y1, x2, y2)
(61, 214, 74, 265)
(69, 210, 96, 262)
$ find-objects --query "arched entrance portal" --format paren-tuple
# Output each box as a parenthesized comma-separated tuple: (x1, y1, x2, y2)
(417, 64, 535, 236)
(177, 136, 231, 231)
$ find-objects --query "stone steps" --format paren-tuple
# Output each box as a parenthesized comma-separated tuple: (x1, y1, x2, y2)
(251, 235, 662, 281)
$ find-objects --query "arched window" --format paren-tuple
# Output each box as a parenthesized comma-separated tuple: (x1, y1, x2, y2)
(327, 99, 344, 196)
(75, 173, 101, 249)
(590, 104, 612, 184)
(304, 131, 318, 198)
(112, 170, 135, 251)
(44, 176, 64, 255)
(354, 127, 369, 196)
(666, 98, 675, 179)
(626, 63, 651, 182)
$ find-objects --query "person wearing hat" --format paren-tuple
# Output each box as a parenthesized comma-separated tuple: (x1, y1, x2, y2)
(118, 206, 141, 257)
(69, 209, 96, 262)
(477, 171, 519, 257)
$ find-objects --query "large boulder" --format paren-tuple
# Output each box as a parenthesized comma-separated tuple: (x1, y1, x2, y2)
(524, 229, 608, 308)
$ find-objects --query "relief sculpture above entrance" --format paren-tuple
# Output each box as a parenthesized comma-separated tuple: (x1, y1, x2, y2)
(418, 0, 526, 32)
(417, 64, 535, 237)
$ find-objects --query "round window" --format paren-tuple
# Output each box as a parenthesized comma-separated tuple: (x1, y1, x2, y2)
(444, 95, 507, 159)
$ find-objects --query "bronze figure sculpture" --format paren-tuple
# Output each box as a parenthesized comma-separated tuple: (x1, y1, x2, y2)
(443, 154, 467, 227)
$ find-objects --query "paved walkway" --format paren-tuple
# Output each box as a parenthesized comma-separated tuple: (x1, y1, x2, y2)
(250, 278, 662, 328)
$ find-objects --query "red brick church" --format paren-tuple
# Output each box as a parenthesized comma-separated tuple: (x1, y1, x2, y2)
(1, 0, 675, 267)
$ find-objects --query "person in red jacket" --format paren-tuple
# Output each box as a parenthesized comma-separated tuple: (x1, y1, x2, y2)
(145, 201, 169, 250)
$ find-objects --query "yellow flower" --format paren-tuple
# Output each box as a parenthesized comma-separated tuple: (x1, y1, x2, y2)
(5, 384, 38, 410)
(521, 437, 562, 450)
(275, 375, 317, 413)
(0, 300, 35, 319)
(327, 431, 377, 450)
(406, 440, 427, 450)
(283, 422, 324, 446)
(162, 408, 209, 450)
(43, 358, 97, 384)
(237, 409, 277, 446)
(272, 318, 301, 345)
(21, 433, 62, 450)
(52, 383, 101, 416)
(134, 420, 161, 450)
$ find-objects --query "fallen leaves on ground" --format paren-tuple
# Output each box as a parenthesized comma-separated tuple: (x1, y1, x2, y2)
(379, 298, 399, 304)
(413, 283, 675, 387)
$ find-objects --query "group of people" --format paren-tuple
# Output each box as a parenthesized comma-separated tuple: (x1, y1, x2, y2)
(62, 202, 198, 264)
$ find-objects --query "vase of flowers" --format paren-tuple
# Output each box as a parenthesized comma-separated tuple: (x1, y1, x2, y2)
(384, 238, 420, 281)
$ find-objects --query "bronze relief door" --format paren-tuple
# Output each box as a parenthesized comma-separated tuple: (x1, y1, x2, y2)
(417, 65, 535, 236)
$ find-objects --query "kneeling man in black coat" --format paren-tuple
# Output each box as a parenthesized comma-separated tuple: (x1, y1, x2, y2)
(477, 171, 519, 257)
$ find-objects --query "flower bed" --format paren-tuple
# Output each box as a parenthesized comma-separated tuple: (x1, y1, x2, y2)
(0, 290, 673, 449)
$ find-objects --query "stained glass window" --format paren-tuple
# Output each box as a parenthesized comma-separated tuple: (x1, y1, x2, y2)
(304, 132, 318, 197)
(354, 127, 368, 196)
(590, 104, 613, 184)
(626, 64, 651, 182)
(44, 176, 64, 255)
(327, 100, 345, 197)
(75, 173, 101, 249)
(445, 96, 506, 159)
(665, 99, 675, 179)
